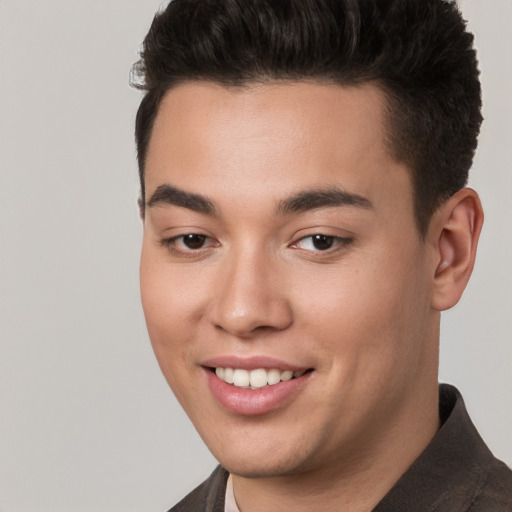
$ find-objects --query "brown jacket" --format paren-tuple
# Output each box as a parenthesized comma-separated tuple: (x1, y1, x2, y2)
(169, 385, 512, 511)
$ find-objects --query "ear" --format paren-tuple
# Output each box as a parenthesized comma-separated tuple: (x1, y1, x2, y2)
(430, 188, 484, 311)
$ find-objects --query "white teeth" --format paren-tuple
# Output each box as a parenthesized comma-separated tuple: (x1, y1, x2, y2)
(224, 367, 235, 384)
(280, 370, 293, 381)
(249, 369, 268, 388)
(267, 368, 281, 386)
(233, 369, 250, 387)
(214, 367, 308, 388)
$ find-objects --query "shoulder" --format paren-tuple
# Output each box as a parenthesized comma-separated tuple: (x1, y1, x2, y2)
(374, 385, 512, 512)
(441, 385, 512, 511)
(466, 457, 512, 512)
(431, 385, 512, 511)
(168, 466, 229, 512)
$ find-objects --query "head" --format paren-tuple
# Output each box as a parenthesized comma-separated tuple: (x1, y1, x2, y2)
(133, 0, 484, 485)
(133, 0, 482, 236)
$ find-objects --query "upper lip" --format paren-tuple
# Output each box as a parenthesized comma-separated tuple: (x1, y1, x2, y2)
(201, 355, 311, 372)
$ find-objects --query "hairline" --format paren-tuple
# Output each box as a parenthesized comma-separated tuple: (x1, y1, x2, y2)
(138, 76, 432, 239)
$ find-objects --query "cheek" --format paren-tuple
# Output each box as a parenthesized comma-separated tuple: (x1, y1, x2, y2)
(140, 244, 204, 335)
(139, 249, 203, 392)
(293, 245, 430, 375)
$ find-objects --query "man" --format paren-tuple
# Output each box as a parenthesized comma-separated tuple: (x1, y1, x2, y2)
(132, 0, 512, 510)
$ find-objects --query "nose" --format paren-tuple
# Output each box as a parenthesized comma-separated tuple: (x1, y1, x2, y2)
(209, 248, 293, 338)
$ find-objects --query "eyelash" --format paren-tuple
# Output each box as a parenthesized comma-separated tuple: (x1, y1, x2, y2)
(159, 233, 353, 258)
(159, 234, 218, 257)
(291, 234, 353, 254)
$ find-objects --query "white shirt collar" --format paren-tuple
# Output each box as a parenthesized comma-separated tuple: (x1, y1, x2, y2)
(224, 474, 241, 512)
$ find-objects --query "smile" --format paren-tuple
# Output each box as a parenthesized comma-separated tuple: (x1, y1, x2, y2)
(214, 367, 308, 389)
(206, 365, 313, 415)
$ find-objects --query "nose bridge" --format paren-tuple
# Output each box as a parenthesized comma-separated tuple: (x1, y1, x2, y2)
(211, 242, 292, 337)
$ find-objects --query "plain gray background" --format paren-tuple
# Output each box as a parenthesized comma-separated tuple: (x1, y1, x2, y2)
(0, 1, 510, 511)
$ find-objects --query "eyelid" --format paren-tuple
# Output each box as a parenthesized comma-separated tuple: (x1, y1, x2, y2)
(158, 228, 353, 257)
(159, 232, 220, 257)
(289, 233, 353, 253)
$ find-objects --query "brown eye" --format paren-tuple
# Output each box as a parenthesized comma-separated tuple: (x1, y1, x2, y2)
(160, 232, 219, 257)
(291, 233, 352, 254)
(182, 234, 207, 249)
(311, 234, 335, 250)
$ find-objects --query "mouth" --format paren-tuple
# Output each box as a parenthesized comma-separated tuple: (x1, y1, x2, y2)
(201, 356, 314, 414)
(211, 367, 312, 389)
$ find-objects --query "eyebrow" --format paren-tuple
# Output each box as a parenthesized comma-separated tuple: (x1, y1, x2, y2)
(146, 183, 372, 217)
(147, 184, 217, 215)
(276, 187, 373, 215)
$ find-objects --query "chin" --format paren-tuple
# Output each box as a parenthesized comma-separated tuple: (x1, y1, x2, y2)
(210, 438, 317, 479)
(221, 458, 301, 479)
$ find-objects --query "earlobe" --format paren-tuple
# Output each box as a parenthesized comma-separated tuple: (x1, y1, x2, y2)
(430, 188, 484, 311)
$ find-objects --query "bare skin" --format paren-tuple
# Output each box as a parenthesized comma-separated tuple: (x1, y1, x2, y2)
(140, 82, 483, 511)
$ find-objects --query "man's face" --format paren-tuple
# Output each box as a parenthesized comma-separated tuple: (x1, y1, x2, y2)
(140, 82, 439, 478)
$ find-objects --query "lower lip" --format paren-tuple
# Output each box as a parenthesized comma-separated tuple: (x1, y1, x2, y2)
(205, 369, 312, 415)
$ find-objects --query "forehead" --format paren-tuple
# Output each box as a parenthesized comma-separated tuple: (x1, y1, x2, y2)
(144, 81, 412, 220)
(147, 80, 389, 167)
